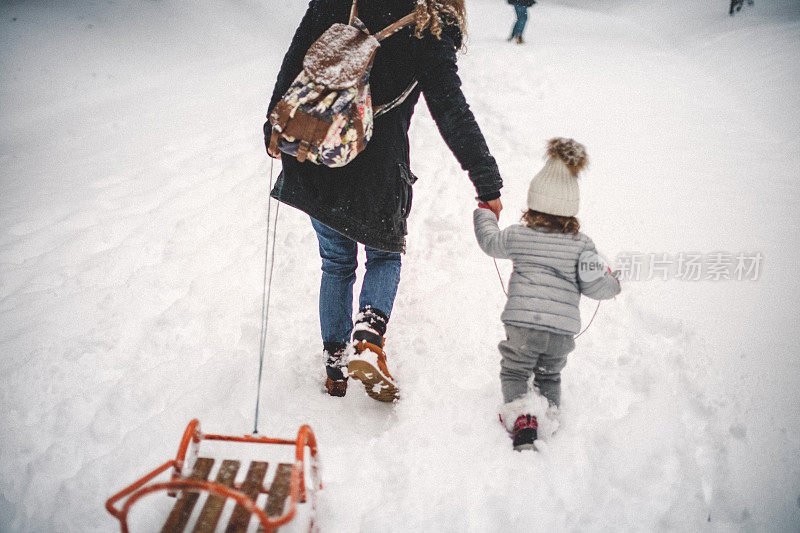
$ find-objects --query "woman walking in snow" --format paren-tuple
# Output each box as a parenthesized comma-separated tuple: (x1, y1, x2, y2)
(507, 0, 535, 44)
(267, 0, 503, 402)
(473, 139, 620, 450)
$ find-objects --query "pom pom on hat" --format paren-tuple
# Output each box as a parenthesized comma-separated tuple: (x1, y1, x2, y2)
(546, 138, 588, 175)
(527, 137, 588, 217)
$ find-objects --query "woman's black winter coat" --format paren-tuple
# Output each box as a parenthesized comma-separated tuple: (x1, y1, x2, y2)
(267, 0, 503, 253)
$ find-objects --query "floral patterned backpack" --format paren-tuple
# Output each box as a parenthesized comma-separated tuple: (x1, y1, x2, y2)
(266, 0, 417, 168)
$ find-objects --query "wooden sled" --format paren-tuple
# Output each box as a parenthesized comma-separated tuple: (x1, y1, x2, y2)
(106, 419, 320, 533)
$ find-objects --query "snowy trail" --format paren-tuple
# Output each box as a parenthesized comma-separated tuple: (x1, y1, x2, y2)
(1, 1, 799, 531)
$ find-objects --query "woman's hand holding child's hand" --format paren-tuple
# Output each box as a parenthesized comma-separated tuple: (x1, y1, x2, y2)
(478, 198, 503, 219)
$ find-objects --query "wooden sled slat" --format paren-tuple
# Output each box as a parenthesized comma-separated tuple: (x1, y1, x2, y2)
(106, 421, 320, 533)
(162, 457, 215, 533)
(224, 461, 269, 533)
(264, 463, 293, 519)
(191, 459, 241, 533)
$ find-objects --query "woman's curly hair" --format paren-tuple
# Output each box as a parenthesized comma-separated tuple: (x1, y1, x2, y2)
(413, 0, 467, 46)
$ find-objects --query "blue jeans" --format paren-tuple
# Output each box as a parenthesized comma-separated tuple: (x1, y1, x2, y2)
(512, 5, 528, 37)
(311, 218, 401, 344)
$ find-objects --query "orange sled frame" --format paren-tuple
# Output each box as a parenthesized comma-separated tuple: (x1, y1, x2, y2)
(106, 419, 320, 532)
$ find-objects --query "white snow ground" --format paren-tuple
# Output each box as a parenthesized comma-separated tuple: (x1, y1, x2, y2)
(1, 0, 799, 531)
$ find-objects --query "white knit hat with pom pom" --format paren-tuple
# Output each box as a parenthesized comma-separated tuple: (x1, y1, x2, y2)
(527, 138, 588, 217)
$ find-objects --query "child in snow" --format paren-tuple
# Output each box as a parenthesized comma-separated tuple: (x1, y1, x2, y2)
(473, 138, 620, 451)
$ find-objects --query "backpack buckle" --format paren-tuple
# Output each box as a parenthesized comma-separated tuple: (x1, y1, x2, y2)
(297, 141, 311, 163)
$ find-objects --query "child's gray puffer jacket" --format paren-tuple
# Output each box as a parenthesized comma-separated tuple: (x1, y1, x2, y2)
(474, 208, 620, 335)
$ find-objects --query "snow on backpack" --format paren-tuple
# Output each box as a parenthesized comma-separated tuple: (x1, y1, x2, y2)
(266, 0, 417, 168)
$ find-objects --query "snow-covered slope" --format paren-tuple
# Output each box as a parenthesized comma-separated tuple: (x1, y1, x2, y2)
(1, 0, 798, 531)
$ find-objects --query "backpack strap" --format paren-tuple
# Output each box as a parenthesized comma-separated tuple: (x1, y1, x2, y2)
(374, 8, 418, 116)
(348, 0, 370, 33)
(350, 0, 416, 41)
(374, 80, 418, 118)
(349, 0, 418, 117)
(375, 12, 417, 41)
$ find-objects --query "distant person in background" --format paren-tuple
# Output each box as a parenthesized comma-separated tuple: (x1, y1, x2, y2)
(508, 0, 536, 44)
(729, 0, 754, 16)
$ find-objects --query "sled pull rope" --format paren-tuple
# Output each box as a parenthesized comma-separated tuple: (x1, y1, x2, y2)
(491, 258, 600, 339)
(493, 258, 507, 296)
(573, 300, 600, 340)
(254, 158, 281, 434)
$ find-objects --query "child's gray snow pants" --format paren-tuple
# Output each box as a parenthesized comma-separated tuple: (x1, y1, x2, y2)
(499, 325, 575, 406)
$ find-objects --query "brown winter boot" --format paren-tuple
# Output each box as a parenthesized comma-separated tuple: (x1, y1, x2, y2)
(346, 307, 399, 402)
(324, 342, 348, 397)
(325, 377, 347, 397)
(348, 339, 399, 402)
